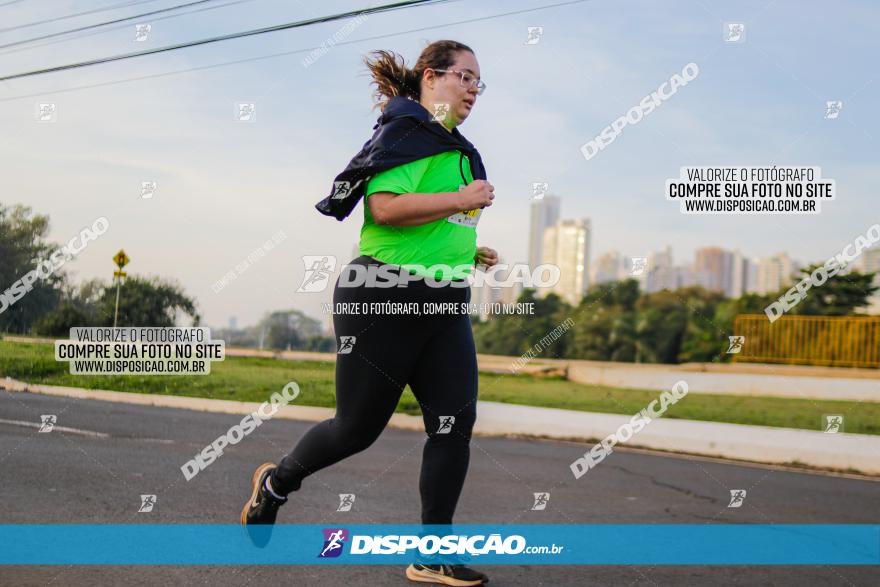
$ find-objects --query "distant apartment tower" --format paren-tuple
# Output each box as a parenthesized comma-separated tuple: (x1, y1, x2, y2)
(528, 194, 560, 269)
(693, 247, 734, 295)
(729, 250, 750, 298)
(677, 264, 697, 289)
(592, 251, 627, 285)
(755, 252, 798, 295)
(542, 218, 591, 306)
(646, 246, 677, 293)
(856, 247, 880, 278)
(856, 248, 880, 314)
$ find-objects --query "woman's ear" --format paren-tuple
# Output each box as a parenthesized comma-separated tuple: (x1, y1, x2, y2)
(423, 68, 440, 88)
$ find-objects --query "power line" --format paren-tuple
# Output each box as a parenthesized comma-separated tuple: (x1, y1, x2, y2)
(0, 0, 592, 102)
(0, 0, 256, 56)
(0, 0, 224, 50)
(0, 0, 166, 33)
(0, 0, 447, 81)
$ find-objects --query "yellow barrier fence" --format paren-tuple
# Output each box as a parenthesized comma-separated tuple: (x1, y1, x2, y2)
(732, 314, 880, 368)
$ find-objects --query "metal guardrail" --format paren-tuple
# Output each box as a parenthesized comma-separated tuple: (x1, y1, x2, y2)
(733, 314, 880, 368)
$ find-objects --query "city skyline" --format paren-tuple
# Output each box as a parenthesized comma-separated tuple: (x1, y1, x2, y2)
(218, 196, 877, 332)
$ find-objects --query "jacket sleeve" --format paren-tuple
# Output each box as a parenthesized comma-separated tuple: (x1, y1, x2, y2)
(315, 116, 436, 221)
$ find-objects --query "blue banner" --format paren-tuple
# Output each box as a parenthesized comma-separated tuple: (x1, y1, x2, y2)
(0, 524, 877, 565)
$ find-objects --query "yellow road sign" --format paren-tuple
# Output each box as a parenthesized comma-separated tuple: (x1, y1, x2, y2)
(113, 250, 129, 269)
(113, 271, 127, 278)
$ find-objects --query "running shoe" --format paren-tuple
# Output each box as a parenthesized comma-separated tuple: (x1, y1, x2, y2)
(405, 563, 489, 586)
(241, 462, 286, 545)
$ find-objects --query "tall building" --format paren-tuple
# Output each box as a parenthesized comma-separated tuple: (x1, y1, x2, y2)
(528, 194, 560, 269)
(592, 251, 627, 285)
(755, 252, 798, 295)
(856, 248, 880, 314)
(646, 246, 677, 293)
(856, 247, 880, 277)
(677, 264, 697, 289)
(693, 247, 734, 294)
(729, 249, 750, 298)
(228, 316, 237, 330)
(541, 218, 591, 306)
(745, 258, 760, 294)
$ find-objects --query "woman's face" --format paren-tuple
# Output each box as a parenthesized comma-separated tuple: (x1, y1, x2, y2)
(422, 51, 481, 129)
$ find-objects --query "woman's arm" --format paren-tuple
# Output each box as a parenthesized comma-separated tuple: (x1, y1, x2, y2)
(368, 191, 464, 227)
(368, 180, 495, 227)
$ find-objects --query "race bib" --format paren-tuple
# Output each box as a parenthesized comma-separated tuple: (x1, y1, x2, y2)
(447, 207, 482, 227)
(447, 184, 482, 228)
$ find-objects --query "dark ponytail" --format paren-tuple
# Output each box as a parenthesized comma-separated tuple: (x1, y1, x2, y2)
(363, 40, 474, 111)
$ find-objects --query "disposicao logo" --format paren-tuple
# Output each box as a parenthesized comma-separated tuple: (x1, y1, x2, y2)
(319, 528, 348, 558)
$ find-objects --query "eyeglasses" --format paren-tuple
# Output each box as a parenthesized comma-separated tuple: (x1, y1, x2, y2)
(432, 68, 486, 95)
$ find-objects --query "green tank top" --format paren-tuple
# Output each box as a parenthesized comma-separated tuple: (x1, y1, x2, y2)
(360, 150, 479, 281)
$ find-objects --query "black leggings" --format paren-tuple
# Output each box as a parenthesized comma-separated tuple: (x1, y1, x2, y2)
(271, 256, 478, 525)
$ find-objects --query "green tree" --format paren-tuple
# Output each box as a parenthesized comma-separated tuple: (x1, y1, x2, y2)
(0, 204, 65, 333)
(569, 280, 639, 361)
(730, 291, 776, 315)
(32, 278, 109, 336)
(471, 313, 523, 356)
(677, 286, 727, 363)
(305, 335, 335, 353)
(519, 289, 573, 358)
(258, 310, 323, 350)
(635, 290, 688, 363)
(472, 289, 574, 358)
(95, 275, 199, 327)
(33, 303, 92, 336)
(789, 265, 878, 315)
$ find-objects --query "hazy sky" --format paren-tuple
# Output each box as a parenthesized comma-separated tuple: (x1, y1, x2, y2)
(2, 0, 877, 330)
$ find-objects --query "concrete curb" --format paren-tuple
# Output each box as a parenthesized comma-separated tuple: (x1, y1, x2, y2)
(566, 362, 880, 401)
(3, 377, 878, 476)
(474, 401, 880, 476)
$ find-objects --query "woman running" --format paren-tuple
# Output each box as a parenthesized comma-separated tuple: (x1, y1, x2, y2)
(242, 39, 498, 586)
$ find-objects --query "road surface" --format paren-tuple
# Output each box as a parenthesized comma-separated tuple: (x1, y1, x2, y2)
(1, 389, 877, 586)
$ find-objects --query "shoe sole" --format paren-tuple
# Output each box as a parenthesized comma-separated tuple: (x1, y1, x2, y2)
(240, 462, 276, 525)
(405, 564, 485, 586)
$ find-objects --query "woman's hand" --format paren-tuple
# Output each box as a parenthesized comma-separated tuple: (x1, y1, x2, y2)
(457, 180, 495, 210)
(474, 246, 499, 268)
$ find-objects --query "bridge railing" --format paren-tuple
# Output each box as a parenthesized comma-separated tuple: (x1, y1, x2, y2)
(732, 314, 880, 368)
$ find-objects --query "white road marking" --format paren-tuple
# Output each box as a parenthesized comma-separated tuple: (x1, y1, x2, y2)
(0, 418, 110, 438)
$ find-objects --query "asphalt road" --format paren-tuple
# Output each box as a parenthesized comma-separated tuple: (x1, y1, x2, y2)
(1, 389, 878, 586)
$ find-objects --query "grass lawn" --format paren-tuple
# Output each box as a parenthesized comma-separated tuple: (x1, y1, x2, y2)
(1, 340, 878, 435)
